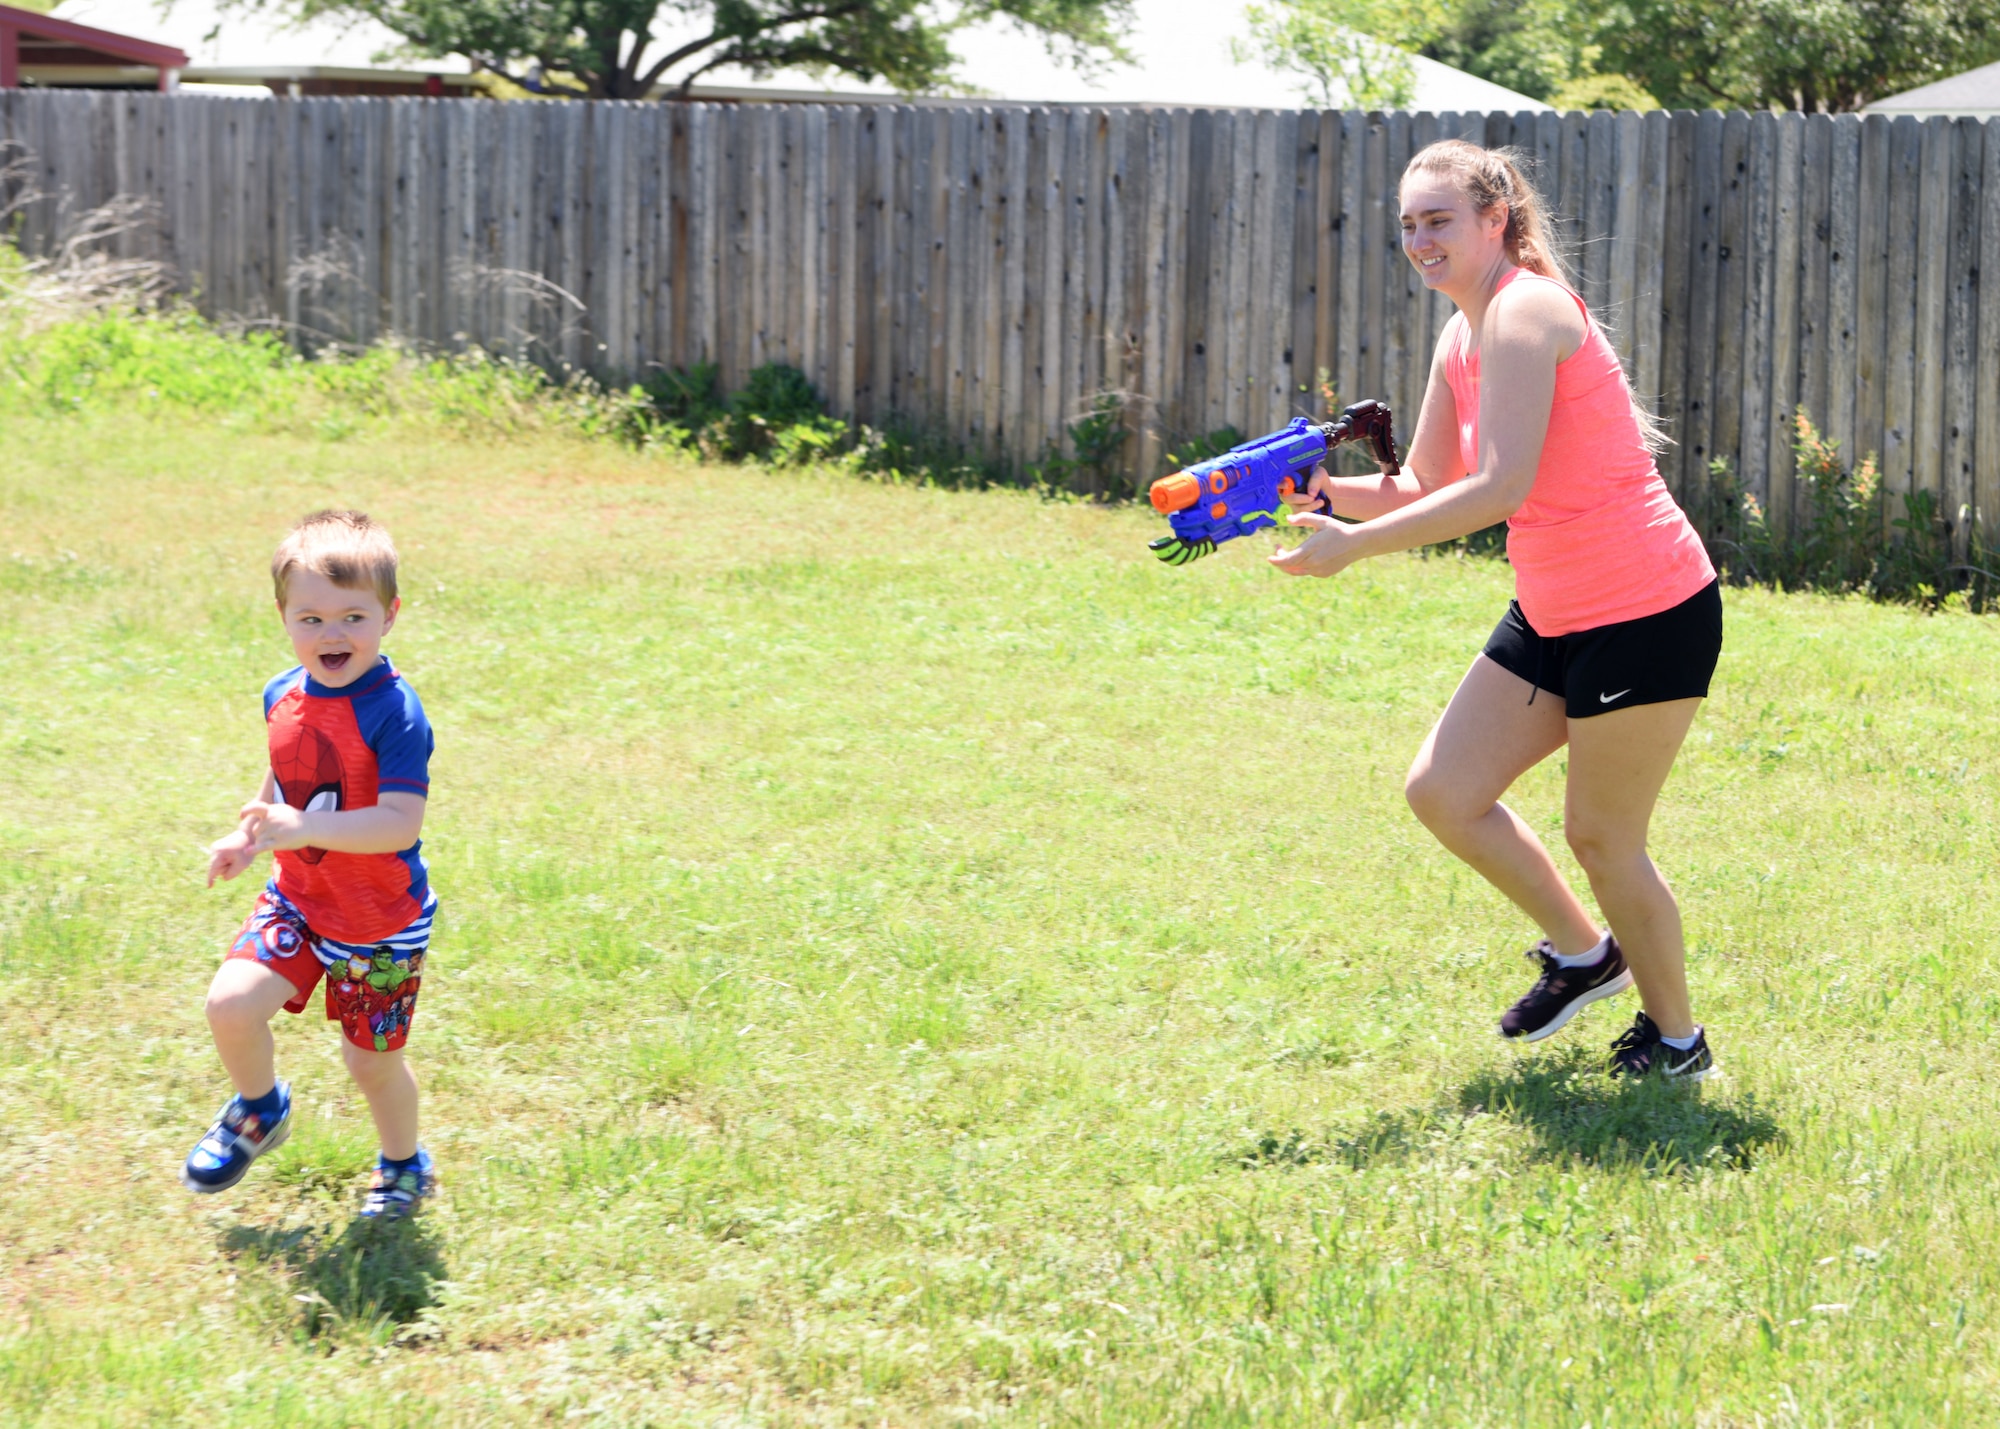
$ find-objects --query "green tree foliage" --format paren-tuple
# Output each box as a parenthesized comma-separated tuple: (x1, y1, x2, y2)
(1418, 0, 1590, 102)
(1245, 0, 2000, 112)
(1592, 0, 2000, 111)
(1236, 0, 1430, 108)
(226, 0, 1133, 100)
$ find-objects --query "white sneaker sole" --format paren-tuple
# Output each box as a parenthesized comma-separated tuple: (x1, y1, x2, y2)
(1509, 968, 1635, 1043)
(1665, 1058, 1718, 1084)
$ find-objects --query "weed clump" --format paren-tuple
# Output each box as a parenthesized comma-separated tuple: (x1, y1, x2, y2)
(1705, 408, 1995, 611)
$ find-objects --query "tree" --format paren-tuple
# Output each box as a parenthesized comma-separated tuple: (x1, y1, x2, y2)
(1591, 0, 2000, 112)
(1236, 0, 1435, 109)
(1417, 0, 1588, 102)
(1237, 0, 1605, 108)
(228, 0, 1135, 101)
(1243, 0, 2000, 113)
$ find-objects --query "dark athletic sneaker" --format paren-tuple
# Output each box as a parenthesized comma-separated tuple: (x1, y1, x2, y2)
(1499, 938, 1634, 1042)
(1607, 1010, 1716, 1082)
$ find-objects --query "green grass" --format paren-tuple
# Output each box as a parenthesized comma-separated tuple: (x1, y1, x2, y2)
(5, 408, 2000, 1427)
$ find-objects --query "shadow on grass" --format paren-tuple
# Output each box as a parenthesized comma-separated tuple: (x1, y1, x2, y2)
(1235, 1046, 1786, 1176)
(222, 1214, 445, 1339)
(1457, 1044, 1787, 1172)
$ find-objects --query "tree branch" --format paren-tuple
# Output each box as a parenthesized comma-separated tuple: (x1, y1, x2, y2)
(634, 0, 872, 98)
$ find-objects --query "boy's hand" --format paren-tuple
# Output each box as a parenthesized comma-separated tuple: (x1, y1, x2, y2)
(239, 799, 312, 855)
(206, 828, 258, 887)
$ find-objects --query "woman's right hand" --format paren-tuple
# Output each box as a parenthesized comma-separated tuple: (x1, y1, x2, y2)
(1281, 465, 1332, 515)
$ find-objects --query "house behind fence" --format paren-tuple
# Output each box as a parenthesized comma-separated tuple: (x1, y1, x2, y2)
(2, 91, 1995, 552)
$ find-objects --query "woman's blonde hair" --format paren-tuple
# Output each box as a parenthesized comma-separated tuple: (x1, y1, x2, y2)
(1403, 139, 1671, 453)
(1402, 139, 1573, 288)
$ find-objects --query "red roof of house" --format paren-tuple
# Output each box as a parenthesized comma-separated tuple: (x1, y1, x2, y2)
(0, 3, 190, 82)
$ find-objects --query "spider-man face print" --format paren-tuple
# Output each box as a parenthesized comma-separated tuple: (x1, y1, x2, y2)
(272, 722, 345, 865)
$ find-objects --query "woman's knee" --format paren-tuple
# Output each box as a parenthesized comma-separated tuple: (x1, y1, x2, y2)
(1405, 760, 1475, 832)
(1563, 817, 1644, 880)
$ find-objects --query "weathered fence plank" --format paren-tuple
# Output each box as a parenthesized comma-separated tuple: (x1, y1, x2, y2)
(1913, 119, 1952, 517)
(1883, 117, 1925, 504)
(1762, 114, 1802, 536)
(1943, 118, 1983, 555)
(1978, 118, 2000, 537)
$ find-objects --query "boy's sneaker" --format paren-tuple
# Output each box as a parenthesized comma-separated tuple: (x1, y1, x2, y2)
(1607, 1011, 1716, 1082)
(361, 1147, 435, 1219)
(182, 1083, 292, 1193)
(1499, 938, 1634, 1042)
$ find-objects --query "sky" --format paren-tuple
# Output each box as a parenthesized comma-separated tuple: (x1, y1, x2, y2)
(50, 0, 1546, 111)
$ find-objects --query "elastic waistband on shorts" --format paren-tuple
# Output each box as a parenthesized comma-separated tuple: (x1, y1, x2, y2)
(261, 881, 438, 968)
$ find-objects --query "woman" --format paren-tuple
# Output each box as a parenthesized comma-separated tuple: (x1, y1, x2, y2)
(1272, 140, 1721, 1080)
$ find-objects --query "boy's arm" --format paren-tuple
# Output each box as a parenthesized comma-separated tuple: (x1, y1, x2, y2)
(238, 791, 427, 857)
(207, 771, 277, 886)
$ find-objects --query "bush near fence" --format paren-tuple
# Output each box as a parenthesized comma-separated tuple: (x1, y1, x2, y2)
(4, 251, 1988, 610)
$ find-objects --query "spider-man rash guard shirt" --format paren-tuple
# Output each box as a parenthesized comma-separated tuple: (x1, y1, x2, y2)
(263, 659, 433, 944)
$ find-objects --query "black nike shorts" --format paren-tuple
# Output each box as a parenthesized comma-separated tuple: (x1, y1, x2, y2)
(1480, 578, 1722, 718)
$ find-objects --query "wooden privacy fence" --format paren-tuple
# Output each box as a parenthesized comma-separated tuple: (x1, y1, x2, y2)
(1, 91, 1994, 545)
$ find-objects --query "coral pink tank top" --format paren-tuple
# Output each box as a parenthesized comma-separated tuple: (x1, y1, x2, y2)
(1443, 268, 1714, 637)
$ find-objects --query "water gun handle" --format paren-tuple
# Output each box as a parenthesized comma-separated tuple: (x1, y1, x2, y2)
(1293, 474, 1335, 517)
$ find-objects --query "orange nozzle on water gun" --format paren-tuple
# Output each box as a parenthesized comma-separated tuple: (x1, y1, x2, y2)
(1150, 470, 1201, 514)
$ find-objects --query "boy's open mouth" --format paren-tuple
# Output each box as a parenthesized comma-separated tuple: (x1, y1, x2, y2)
(319, 651, 352, 672)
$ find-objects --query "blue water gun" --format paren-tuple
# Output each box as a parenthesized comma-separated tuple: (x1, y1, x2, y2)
(1146, 400, 1401, 565)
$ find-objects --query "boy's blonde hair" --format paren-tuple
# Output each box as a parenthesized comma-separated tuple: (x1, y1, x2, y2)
(272, 509, 399, 608)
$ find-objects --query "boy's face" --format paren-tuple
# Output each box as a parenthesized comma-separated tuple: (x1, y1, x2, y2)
(278, 567, 399, 688)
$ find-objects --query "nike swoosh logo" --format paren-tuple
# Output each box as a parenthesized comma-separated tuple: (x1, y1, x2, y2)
(1599, 689, 1632, 704)
(1665, 1050, 1706, 1075)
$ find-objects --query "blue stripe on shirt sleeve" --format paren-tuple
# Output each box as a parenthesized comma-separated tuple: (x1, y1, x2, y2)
(353, 672, 434, 797)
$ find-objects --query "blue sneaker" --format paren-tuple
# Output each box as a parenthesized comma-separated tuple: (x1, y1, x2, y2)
(361, 1147, 435, 1219)
(182, 1083, 292, 1193)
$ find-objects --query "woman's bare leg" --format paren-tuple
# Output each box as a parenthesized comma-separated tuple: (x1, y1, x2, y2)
(1404, 655, 1600, 955)
(1562, 698, 1703, 1039)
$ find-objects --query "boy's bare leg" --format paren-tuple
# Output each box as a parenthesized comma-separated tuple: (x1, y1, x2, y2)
(342, 1042, 419, 1161)
(205, 960, 302, 1098)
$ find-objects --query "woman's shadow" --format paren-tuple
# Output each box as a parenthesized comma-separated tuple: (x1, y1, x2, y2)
(221, 1214, 445, 1340)
(1305, 1045, 1786, 1174)
(1449, 1044, 1785, 1171)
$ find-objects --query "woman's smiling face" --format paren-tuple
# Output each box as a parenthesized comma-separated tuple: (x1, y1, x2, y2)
(279, 566, 399, 687)
(1400, 176, 1508, 292)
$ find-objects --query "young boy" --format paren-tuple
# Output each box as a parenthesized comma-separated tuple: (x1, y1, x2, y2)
(186, 509, 439, 1218)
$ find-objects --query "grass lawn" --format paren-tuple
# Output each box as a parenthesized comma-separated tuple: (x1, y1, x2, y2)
(4, 412, 2000, 1426)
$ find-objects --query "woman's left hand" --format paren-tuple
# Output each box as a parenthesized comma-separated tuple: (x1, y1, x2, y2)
(1268, 512, 1361, 578)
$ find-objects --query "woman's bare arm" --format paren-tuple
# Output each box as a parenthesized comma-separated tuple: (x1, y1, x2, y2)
(1271, 280, 1582, 575)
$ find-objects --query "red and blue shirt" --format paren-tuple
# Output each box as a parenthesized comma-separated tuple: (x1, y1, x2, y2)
(263, 659, 433, 944)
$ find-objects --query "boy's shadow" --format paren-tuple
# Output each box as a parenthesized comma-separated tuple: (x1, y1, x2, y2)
(1449, 1045, 1786, 1172)
(222, 1214, 445, 1337)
